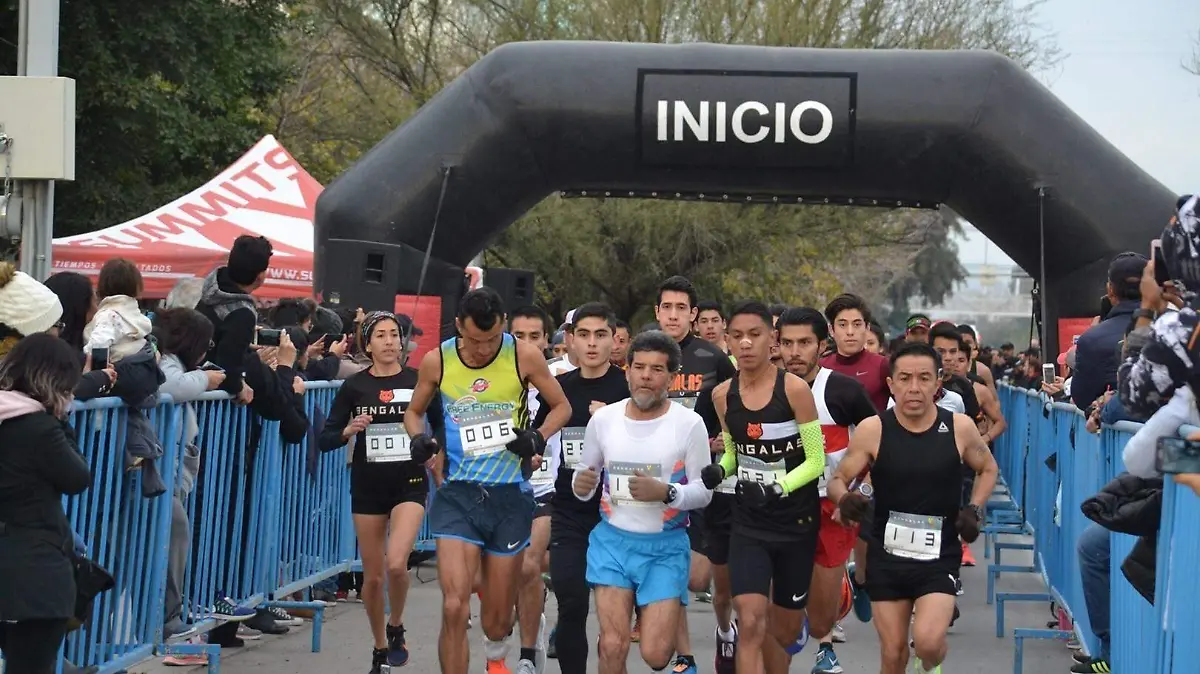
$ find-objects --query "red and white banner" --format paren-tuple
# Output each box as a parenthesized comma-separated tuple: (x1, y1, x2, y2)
(52, 136, 322, 299)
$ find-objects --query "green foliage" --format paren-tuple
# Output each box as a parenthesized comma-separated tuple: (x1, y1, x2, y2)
(0, 0, 294, 236)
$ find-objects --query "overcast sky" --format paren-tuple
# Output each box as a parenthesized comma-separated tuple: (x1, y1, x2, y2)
(958, 0, 1199, 267)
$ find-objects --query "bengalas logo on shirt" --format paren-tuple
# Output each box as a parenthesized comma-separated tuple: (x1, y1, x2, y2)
(378, 389, 394, 403)
(746, 422, 763, 440)
(471, 378, 490, 393)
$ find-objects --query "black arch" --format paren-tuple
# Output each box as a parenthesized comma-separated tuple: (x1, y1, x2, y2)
(314, 41, 1174, 350)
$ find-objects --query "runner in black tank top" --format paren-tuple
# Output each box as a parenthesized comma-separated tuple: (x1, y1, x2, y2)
(825, 342, 998, 674)
(703, 302, 827, 674)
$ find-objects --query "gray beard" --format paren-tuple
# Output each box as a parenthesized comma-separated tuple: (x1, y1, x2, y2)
(631, 389, 668, 411)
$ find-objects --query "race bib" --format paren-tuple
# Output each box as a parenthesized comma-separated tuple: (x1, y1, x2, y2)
(606, 461, 661, 507)
(817, 448, 847, 498)
(530, 455, 555, 485)
(365, 423, 411, 463)
(715, 474, 738, 495)
(670, 394, 699, 410)
(736, 455, 786, 486)
(457, 409, 516, 457)
(560, 427, 586, 469)
(883, 511, 943, 561)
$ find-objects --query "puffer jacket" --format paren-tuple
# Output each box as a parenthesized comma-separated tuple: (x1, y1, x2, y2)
(1081, 472, 1161, 606)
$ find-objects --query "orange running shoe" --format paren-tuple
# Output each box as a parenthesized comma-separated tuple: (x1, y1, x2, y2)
(486, 659, 512, 674)
(631, 614, 642, 642)
(962, 541, 977, 567)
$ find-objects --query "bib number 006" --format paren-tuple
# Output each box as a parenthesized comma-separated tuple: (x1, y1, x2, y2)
(460, 418, 515, 456)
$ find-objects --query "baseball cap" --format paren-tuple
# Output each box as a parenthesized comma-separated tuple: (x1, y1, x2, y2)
(906, 314, 932, 332)
(1107, 252, 1148, 297)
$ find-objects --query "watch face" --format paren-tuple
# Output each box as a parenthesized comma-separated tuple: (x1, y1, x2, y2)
(858, 484, 874, 498)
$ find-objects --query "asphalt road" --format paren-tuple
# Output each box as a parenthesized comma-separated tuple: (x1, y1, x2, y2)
(131, 538, 1078, 674)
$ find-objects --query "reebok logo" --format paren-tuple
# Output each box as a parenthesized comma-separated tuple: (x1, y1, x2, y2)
(938, 422, 950, 433)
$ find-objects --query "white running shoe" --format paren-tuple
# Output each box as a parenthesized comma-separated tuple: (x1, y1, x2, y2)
(831, 622, 846, 643)
(535, 613, 547, 674)
(515, 659, 537, 674)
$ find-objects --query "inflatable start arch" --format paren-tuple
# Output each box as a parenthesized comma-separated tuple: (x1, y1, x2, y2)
(314, 41, 1173, 356)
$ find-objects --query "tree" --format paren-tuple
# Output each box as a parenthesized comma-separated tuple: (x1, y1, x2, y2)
(0, 0, 294, 237)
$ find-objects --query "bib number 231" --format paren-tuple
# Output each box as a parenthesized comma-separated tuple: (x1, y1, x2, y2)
(458, 410, 516, 457)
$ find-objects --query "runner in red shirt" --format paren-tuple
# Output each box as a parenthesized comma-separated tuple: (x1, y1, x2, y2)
(819, 294, 889, 412)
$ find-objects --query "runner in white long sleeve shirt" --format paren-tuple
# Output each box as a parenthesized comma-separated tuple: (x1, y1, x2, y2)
(571, 330, 713, 673)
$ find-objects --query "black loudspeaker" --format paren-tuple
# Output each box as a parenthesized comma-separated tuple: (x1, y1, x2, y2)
(485, 267, 536, 312)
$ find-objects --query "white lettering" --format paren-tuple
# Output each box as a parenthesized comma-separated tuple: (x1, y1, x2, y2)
(674, 101, 708, 141)
(731, 102, 770, 143)
(655, 100, 834, 145)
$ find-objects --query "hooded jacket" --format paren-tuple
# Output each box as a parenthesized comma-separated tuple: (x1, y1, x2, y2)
(196, 267, 257, 396)
(1081, 472, 1161, 606)
(83, 295, 153, 363)
(0, 391, 92, 621)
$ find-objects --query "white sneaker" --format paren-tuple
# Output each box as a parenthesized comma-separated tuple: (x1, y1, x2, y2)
(515, 659, 537, 674)
(831, 622, 846, 643)
(534, 613, 547, 674)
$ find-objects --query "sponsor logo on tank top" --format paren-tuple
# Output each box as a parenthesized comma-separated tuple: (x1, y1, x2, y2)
(445, 396, 514, 422)
(471, 378, 490, 393)
(938, 422, 950, 433)
(746, 422, 763, 440)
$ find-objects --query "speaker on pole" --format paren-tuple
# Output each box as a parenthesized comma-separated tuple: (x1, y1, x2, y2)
(485, 267, 535, 311)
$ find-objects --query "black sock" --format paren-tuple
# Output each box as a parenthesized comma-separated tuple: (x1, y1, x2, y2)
(820, 640, 833, 648)
(520, 647, 537, 662)
(679, 654, 696, 665)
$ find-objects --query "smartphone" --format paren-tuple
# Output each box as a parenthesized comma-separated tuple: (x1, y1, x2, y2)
(1041, 363, 1056, 382)
(91, 347, 109, 372)
(1156, 436, 1200, 474)
(256, 328, 282, 347)
(322, 334, 337, 351)
(200, 362, 225, 373)
(1152, 239, 1171, 286)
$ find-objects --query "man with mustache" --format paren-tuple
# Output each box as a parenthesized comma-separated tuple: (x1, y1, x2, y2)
(776, 308, 877, 674)
(571, 330, 713, 674)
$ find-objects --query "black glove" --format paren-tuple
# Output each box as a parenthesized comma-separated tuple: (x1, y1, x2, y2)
(837, 492, 871, 524)
(736, 480, 783, 507)
(410, 433, 440, 464)
(701, 464, 726, 490)
(506, 428, 546, 459)
(956, 505, 983, 543)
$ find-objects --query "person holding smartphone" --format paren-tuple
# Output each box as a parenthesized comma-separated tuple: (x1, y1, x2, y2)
(1071, 252, 1147, 410)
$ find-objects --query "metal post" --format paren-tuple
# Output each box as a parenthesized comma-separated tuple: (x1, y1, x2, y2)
(1037, 186, 1048, 354)
(15, 0, 60, 280)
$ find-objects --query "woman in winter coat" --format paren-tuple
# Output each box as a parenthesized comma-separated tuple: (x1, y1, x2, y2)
(0, 334, 91, 673)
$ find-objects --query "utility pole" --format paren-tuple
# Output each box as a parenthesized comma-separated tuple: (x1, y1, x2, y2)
(15, 0, 60, 280)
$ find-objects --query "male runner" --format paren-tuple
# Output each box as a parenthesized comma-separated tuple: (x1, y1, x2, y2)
(508, 304, 560, 673)
(699, 301, 826, 674)
(820, 294, 889, 412)
(929, 324, 980, 421)
(612, 320, 631, 368)
(572, 330, 713, 673)
(404, 287, 571, 674)
(956, 324, 997, 393)
(819, 294, 887, 619)
(828, 341, 999, 674)
(548, 309, 580, 376)
(905, 315, 933, 343)
(653, 275, 737, 674)
(776, 308, 877, 674)
(535, 303, 630, 674)
(695, 301, 730, 354)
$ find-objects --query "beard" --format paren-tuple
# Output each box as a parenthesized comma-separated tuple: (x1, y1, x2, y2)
(631, 388, 668, 411)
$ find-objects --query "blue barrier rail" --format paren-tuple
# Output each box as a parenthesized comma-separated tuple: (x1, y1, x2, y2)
(41, 380, 431, 674)
(995, 384, 1200, 674)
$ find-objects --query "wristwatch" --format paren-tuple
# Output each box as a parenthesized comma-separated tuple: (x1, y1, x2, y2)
(663, 484, 678, 505)
(1133, 308, 1156, 323)
(856, 483, 874, 499)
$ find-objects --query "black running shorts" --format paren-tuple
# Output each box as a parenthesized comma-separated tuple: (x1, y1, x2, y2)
(866, 560, 959, 602)
(727, 531, 817, 610)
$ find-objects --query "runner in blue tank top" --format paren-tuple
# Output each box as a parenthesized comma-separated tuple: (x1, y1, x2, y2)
(403, 287, 571, 674)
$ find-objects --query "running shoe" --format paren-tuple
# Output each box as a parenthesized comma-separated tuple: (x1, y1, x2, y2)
(1069, 658, 1111, 673)
(961, 541, 977, 567)
(695, 591, 714, 603)
(387, 623, 409, 667)
(515, 659, 537, 674)
(1072, 651, 1092, 664)
(486, 659, 512, 674)
(910, 657, 941, 673)
(630, 614, 642, 642)
(812, 643, 844, 674)
(670, 655, 698, 673)
(267, 606, 304, 626)
(368, 647, 387, 674)
(162, 654, 209, 667)
(714, 622, 737, 674)
(547, 626, 557, 659)
(209, 593, 255, 622)
(831, 622, 846, 643)
(846, 563, 872, 623)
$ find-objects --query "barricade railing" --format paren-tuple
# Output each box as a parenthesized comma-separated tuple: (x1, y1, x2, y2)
(48, 380, 381, 674)
(995, 383, 1200, 674)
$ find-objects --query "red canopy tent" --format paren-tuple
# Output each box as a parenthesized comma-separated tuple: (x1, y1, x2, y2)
(52, 136, 322, 299)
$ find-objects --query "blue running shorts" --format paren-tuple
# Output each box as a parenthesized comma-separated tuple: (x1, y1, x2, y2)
(586, 520, 690, 607)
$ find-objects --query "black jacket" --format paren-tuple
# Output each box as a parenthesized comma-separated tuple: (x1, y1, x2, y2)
(1081, 472, 1161, 606)
(0, 411, 91, 621)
